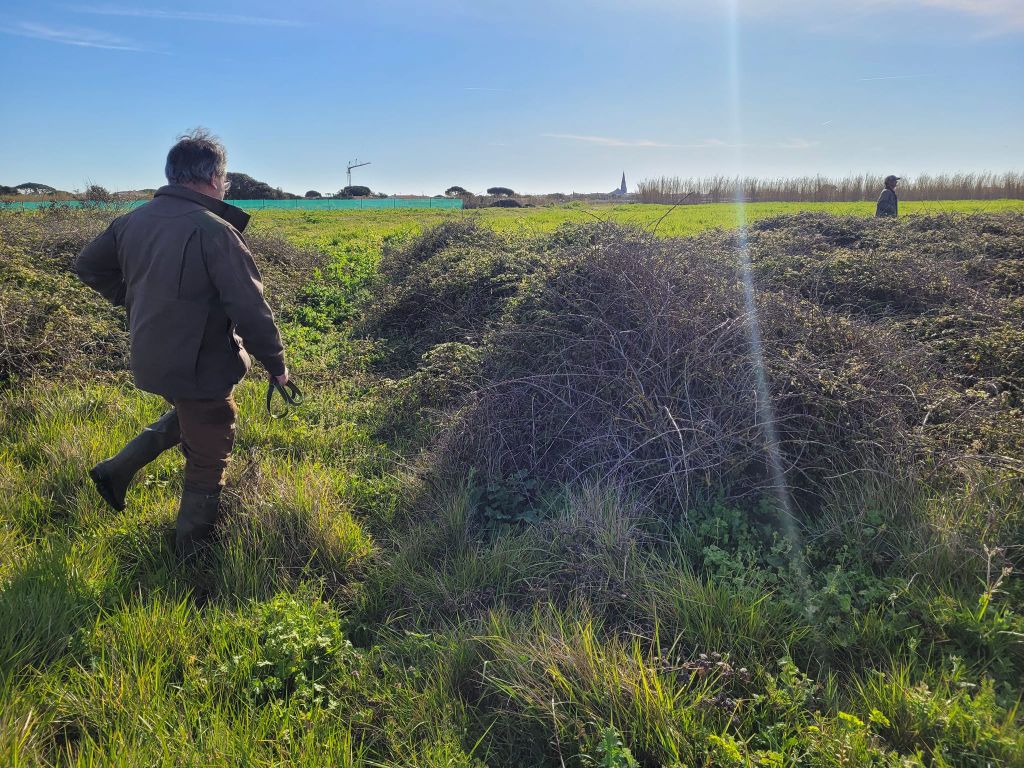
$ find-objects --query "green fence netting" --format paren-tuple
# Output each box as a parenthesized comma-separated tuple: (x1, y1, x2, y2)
(0, 197, 464, 211)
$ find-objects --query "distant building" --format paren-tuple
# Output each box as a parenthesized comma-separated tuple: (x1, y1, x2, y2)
(610, 172, 627, 196)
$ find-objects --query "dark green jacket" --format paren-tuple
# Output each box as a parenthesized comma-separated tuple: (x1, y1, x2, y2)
(875, 188, 898, 218)
(75, 185, 285, 399)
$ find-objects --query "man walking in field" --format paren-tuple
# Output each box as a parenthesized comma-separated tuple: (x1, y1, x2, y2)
(75, 128, 289, 560)
(875, 174, 900, 218)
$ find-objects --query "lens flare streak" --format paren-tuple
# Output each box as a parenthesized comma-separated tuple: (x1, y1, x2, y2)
(726, 0, 807, 585)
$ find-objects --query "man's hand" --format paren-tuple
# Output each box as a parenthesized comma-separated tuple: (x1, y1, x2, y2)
(274, 369, 289, 387)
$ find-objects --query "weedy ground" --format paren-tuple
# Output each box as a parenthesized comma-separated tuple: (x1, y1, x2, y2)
(0, 203, 1022, 767)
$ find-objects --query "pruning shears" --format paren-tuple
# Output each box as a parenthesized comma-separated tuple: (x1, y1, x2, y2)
(266, 377, 304, 419)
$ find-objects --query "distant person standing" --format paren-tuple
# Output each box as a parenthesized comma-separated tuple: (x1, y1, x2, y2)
(75, 128, 289, 560)
(875, 175, 900, 218)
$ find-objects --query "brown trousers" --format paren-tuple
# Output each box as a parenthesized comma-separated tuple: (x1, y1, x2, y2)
(167, 395, 238, 493)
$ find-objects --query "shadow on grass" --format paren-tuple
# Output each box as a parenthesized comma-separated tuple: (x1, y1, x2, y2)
(0, 546, 97, 674)
(103, 496, 372, 611)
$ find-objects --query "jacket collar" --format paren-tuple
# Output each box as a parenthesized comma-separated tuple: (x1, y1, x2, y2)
(154, 184, 250, 232)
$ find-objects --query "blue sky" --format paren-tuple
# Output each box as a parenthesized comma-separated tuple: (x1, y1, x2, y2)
(1, 1, 1021, 194)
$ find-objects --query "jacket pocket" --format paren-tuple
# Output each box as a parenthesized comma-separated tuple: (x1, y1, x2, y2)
(193, 312, 249, 395)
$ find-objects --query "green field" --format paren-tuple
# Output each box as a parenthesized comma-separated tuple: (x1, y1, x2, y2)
(2, 202, 1023, 766)
(250, 198, 1024, 246)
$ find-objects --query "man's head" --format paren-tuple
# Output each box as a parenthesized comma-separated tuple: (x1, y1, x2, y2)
(884, 174, 901, 190)
(165, 128, 230, 200)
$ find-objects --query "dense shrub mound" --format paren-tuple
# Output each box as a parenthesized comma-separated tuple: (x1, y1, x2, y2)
(0, 207, 324, 385)
(367, 214, 1024, 516)
(751, 213, 1024, 404)
(362, 221, 544, 368)
(0, 206, 125, 384)
(466, 227, 930, 510)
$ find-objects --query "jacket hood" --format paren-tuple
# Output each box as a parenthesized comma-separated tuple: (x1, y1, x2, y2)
(153, 184, 250, 232)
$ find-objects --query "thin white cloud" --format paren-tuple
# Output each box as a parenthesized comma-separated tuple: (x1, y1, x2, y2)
(911, 0, 1024, 29)
(72, 5, 305, 28)
(543, 133, 679, 147)
(776, 138, 820, 149)
(1, 21, 150, 51)
(801, 0, 1024, 33)
(857, 74, 926, 81)
(695, 138, 746, 148)
(734, 0, 1024, 25)
(544, 133, 818, 151)
(544, 134, 745, 149)
(633, 0, 1024, 34)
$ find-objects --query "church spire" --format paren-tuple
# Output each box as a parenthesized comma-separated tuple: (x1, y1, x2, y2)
(619, 172, 627, 194)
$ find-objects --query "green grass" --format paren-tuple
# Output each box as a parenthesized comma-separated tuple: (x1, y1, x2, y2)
(2, 203, 1023, 766)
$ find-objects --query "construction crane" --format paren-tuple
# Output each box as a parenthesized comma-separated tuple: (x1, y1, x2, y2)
(346, 159, 371, 188)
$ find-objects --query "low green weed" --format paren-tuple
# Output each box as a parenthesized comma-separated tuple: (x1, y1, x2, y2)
(583, 727, 640, 768)
(468, 469, 541, 526)
(217, 592, 361, 710)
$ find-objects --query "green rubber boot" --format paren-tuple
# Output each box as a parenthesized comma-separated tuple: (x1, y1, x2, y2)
(89, 409, 180, 511)
(175, 489, 221, 561)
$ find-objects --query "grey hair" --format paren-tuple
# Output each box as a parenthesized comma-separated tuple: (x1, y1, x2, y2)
(164, 127, 227, 185)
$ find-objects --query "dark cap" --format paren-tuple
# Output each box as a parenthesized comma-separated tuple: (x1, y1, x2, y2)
(885, 175, 901, 184)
